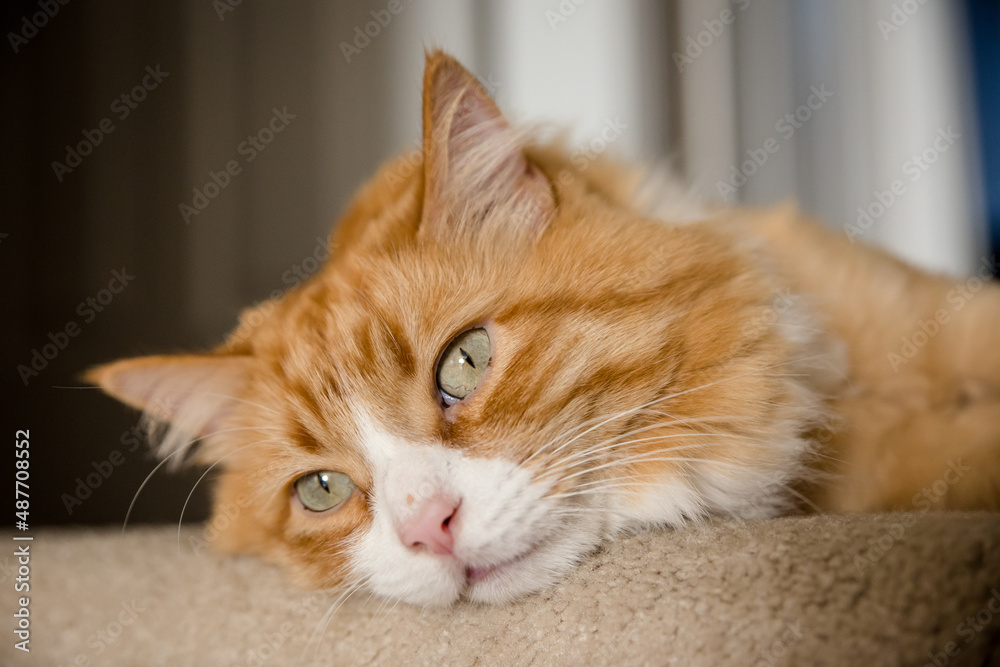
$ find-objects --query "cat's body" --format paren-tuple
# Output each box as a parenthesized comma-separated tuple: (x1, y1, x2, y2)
(90, 52, 1000, 606)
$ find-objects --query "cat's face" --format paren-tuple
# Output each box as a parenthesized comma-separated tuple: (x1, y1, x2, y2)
(91, 52, 824, 605)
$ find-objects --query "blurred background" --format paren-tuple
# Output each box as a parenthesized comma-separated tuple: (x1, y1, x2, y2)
(4, 0, 997, 527)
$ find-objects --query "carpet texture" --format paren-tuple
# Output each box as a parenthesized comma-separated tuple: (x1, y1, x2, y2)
(8, 513, 1000, 666)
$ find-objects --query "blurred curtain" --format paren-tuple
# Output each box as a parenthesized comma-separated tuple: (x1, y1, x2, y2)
(180, 0, 987, 346)
(675, 0, 985, 276)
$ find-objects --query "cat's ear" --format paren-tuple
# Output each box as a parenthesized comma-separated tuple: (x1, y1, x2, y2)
(419, 50, 554, 244)
(86, 354, 252, 465)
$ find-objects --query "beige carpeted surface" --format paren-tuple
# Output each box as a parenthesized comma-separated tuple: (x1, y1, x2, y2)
(8, 513, 1000, 666)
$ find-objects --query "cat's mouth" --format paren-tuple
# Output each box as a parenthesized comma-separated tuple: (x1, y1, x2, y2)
(463, 542, 540, 584)
(465, 563, 499, 582)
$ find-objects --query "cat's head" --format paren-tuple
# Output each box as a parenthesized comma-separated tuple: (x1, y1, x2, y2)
(89, 51, 828, 606)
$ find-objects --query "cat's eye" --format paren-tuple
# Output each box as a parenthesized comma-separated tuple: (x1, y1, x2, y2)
(294, 471, 355, 512)
(436, 328, 491, 405)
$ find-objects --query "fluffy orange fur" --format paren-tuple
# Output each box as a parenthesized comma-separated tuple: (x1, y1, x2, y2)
(88, 51, 1000, 596)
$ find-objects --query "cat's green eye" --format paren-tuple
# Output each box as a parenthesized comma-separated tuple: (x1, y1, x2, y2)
(436, 328, 491, 405)
(295, 471, 355, 512)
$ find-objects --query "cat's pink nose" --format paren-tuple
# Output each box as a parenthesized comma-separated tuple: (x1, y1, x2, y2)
(398, 495, 459, 556)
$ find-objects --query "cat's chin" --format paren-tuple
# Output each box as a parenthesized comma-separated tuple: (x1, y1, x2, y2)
(461, 545, 544, 604)
(460, 527, 603, 605)
(462, 557, 554, 605)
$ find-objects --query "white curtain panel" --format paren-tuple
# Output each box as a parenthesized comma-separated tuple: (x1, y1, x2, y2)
(377, 1, 673, 164)
(677, 0, 985, 276)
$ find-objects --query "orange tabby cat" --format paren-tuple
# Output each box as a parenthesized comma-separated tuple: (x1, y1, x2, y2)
(88, 51, 1000, 605)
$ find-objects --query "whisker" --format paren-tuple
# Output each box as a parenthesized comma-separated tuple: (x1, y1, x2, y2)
(538, 417, 764, 473)
(548, 457, 823, 514)
(121, 449, 186, 536)
(554, 447, 771, 492)
(299, 575, 368, 664)
(366, 593, 403, 635)
(776, 484, 824, 514)
(175, 437, 285, 551)
(546, 435, 780, 475)
(539, 432, 779, 484)
(525, 353, 831, 466)
(521, 405, 680, 466)
(122, 425, 279, 535)
(551, 451, 769, 487)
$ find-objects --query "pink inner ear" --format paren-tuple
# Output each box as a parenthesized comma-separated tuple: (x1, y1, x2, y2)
(90, 355, 251, 439)
(420, 53, 554, 242)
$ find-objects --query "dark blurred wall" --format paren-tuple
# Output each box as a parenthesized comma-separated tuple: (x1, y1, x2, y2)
(2, 1, 405, 527)
(3, 1, 209, 527)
